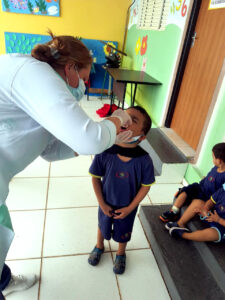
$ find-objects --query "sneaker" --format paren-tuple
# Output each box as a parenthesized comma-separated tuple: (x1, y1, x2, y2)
(159, 210, 180, 223)
(165, 221, 179, 231)
(88, 246, 104, 266)
(2, 274, 38, 297)
(169, 226, 190, 238)
(113, 254, 126, 275)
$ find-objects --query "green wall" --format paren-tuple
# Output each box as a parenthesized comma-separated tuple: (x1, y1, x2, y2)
(122, 24, 181, 126)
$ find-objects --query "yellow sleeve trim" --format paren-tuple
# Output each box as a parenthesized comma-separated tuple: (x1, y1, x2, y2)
(141, 181, 155, 187)
(211, 196, 216, 204)
(88, 172, 102, 179)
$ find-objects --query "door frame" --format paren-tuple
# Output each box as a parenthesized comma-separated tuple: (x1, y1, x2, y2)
(165, 0, 202, 127)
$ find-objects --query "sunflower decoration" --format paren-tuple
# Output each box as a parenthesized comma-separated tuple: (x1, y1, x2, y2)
(103, 42, 116, 56)
(135, 37, 141, 55)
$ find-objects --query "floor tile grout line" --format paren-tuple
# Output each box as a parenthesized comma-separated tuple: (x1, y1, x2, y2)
(8, 205, 99, 213)
(138, 214, 152, 250)
(38, 162, 51, 300)
(108, 241, 123, 300)
(6, 247, 151, 263)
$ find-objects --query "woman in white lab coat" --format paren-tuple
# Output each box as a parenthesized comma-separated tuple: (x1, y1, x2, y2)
(0, 31, 132, 297)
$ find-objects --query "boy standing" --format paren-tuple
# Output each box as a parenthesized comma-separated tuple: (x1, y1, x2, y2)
(88, 106, 155, 274)
(160, 143, 225, 223)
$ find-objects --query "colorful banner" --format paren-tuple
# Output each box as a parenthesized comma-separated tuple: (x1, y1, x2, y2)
(1, 0, 60, 16)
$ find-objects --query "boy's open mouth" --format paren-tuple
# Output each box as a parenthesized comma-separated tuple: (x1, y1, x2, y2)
(120, 126, 128, 132)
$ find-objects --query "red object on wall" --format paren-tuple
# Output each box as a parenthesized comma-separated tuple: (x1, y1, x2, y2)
(140, 35, 148, 56)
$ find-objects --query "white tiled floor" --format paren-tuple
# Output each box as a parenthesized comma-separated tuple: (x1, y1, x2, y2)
(5, 97, 174, 300)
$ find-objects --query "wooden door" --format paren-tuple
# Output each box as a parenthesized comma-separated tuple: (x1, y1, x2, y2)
(170, 1, 225, 150)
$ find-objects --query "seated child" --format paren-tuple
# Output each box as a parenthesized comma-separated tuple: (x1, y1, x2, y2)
(88, 106, 155, 274)
(167, 184, 225, 243)
(160, 142, 225, 223)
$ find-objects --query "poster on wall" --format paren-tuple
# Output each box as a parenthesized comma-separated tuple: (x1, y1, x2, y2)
(167, 0, 190, 30)
(208, 0, 225, 10)
(1, 0, 60, 16)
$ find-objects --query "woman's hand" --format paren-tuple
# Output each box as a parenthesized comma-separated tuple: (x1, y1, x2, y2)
(113, 206, 132, 219)
(100, 203, 113, 217)
(111, 109, 132, 128)
(115, 130, 133, 144)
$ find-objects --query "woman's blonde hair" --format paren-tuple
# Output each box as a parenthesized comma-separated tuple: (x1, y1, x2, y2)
(31, 30, 92, 70)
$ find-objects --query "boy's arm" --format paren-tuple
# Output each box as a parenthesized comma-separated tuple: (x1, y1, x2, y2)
(113, 186, 150, 219)
(92, 177, 113, 217)
(128, 185, 150, 212)
(204, 199, 215, 211)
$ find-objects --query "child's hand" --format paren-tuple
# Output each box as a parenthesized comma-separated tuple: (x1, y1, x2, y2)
(206, 210, 220, 223)
(113, 207, 132, 219)
(100, 203, 113, 217)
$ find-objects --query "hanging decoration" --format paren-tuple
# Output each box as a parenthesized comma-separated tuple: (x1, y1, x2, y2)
(1, 0, 60, 16)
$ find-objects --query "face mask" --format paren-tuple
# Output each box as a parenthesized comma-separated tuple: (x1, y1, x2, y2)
(66, 70, 86, 101)
(125, 135, 142, 144)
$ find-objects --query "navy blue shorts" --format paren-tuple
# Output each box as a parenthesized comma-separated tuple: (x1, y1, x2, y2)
(98, 205, 138, 243)
(180, 183, 209, 204)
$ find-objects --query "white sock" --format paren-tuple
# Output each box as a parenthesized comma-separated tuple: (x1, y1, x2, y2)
(171, 206, 180, 214)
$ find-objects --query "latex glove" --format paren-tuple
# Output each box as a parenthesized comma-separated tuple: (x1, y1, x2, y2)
(111, 109, 132, 128)
(115, 130, 133, 144)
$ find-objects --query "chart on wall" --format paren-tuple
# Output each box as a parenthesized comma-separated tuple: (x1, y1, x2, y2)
(4, 32, 117, 95)
(1, 0, 60, 16)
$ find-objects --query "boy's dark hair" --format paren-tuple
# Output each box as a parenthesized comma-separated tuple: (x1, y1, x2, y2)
(212, 143, 225, 163)
(131, 105, 152, 135)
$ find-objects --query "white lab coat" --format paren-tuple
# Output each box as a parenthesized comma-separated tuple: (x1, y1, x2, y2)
(0, 53, 116, 275)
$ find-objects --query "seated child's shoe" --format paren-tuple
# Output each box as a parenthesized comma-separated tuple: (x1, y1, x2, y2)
(169, 226, 190, 238)
(2, 274, 38, 297)
(113, 254, 126, 275)
(159, 210, 180, 223)
(165, 221, 179, 231)
(88, 246, 104, 266)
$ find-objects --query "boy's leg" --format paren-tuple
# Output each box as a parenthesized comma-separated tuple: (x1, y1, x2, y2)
(177, 199, 205, 227)
(173, 192, 188, 209)
(160, 191, 187, 222)
(96, 227, 104, 250)
(180, 228, 219, 242)
(117, 242, 127, 255)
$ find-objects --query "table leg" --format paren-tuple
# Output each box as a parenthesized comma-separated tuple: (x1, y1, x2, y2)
(122, 83, 127, 109)
(108, 75, 112, 98)
(132, 84, 137, 106)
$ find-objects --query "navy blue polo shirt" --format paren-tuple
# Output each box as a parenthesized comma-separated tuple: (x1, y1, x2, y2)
(89, 151, 155, 207)
(200, 166, 225, 199)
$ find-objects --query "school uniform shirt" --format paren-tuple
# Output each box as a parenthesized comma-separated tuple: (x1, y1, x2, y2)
(211, 187, 225, 219)
(199, 166, 225, 199)
(89, 150, 155, 207)
(0, 54, 116, 206)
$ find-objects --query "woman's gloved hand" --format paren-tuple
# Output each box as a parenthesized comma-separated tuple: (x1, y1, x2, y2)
(111, 109, 132, 128)
(115, 130, 133, 144)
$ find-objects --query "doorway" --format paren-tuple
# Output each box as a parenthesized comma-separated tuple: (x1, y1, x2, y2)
(166, 0, 225, 150)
